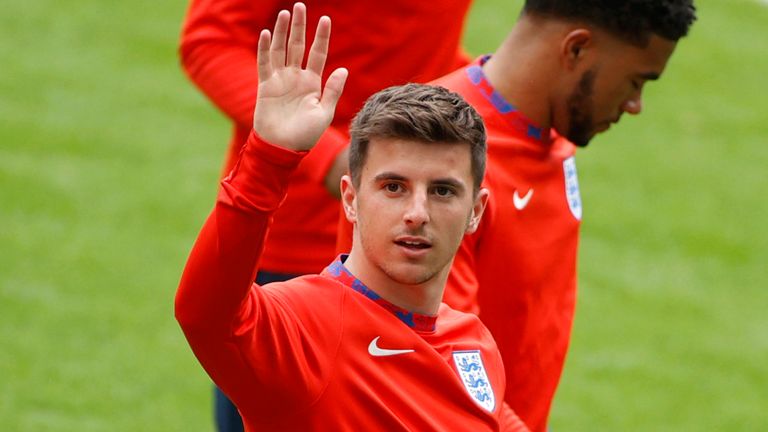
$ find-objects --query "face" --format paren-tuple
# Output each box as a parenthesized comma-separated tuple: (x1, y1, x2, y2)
(564, 34, 678, 147)
(342, 137, 487, 287)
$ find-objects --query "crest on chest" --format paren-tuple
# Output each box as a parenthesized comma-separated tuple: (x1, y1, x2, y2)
(563, 156, 582, 221)
(452, 351, 495, 413)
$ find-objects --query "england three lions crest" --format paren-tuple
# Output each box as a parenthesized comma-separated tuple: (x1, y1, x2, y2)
(452, 351, 495, 413)
(563, 156, 582, 221)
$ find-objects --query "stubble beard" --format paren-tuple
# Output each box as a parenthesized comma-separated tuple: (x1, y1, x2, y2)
(360, 227, 445, 288)
(380, 258, 443, 287)
(566, 69, 597, 148)
(366, 236, 444, 287)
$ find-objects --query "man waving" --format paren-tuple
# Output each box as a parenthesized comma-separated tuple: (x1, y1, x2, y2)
(175, 4, 527, 431)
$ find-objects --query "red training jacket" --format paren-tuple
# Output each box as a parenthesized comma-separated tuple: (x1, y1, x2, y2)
(175, 132, 530, 431)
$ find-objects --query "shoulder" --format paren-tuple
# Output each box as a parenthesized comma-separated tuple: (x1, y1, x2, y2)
(436, 303, 495, 342)
(435, 304, 503, 370)
(437, 302, 476, 322)
(259, 275, 347, 315)
(261, 273, 344, 296)
(432, 65, 472, 96)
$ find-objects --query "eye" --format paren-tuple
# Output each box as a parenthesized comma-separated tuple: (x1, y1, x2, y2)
(432, 186, 455, 197)
(384, 183, 403, 193)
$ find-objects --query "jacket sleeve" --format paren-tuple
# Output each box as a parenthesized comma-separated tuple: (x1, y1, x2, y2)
(175, 130, 303, 331)
(175, 131, 341, 412)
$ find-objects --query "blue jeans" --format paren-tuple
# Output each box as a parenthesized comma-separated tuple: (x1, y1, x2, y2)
(214, 270, 298, 432)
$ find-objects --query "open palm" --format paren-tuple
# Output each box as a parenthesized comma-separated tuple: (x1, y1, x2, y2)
(253, 3, 348, 151)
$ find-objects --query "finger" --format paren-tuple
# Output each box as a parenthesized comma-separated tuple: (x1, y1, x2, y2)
(257, 29, 273, 81)
(306, 16, 330, 76)
(270, 10, 290, 68)
(320, 67, 349, 114)
(286, 2, 307, 67)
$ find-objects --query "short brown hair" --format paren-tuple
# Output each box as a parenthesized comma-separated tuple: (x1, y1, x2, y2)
(348, 83, 486, 192)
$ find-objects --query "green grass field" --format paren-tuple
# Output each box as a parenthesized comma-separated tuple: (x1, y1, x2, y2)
(1, 0, 766, 430)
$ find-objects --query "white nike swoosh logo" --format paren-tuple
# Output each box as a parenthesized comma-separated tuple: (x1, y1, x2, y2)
(513, 188, 534, 210)
(368, 336, 414, 357)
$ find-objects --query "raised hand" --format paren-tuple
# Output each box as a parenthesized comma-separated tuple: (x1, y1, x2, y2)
(253, 3, 348, 151)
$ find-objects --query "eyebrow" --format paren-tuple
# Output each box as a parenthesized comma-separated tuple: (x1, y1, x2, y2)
(432, 178, 466, 192)
(373, 172, 407, 183)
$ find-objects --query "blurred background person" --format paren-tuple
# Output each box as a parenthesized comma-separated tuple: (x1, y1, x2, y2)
(179, 0, 475, 430)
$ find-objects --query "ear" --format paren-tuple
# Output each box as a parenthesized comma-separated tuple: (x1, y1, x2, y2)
(560, 28, 593, 71)
(340, 174, 358, 223)
(466, 188, 490, 234)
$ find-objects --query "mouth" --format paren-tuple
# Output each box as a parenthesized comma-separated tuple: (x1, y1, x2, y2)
(394, 237, 432, 252)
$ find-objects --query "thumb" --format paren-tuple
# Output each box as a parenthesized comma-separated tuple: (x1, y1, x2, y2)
(320, 67, 348, 114)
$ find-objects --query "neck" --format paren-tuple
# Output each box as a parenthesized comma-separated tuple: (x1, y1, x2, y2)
(343, 247, 447, 316)
(482, 16, 561, 129)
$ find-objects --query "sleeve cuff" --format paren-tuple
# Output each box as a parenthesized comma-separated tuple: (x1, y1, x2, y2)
(243, 130, 308, 168)
(223, 130, 308, 210)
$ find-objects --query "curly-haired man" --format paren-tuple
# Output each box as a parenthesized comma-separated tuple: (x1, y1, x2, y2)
(336, 2, 698, 430)
(439, 2, 698, 430)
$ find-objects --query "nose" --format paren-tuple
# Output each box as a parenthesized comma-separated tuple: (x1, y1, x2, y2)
(622, 95, 643, 115)
(403, 191, 430, 227)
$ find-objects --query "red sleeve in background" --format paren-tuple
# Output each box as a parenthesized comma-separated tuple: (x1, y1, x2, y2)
(302, 125, 350, 185)
(180, 0, 349, 182)
(180, 0, 282, 129)
(445, 227, 482, 315)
